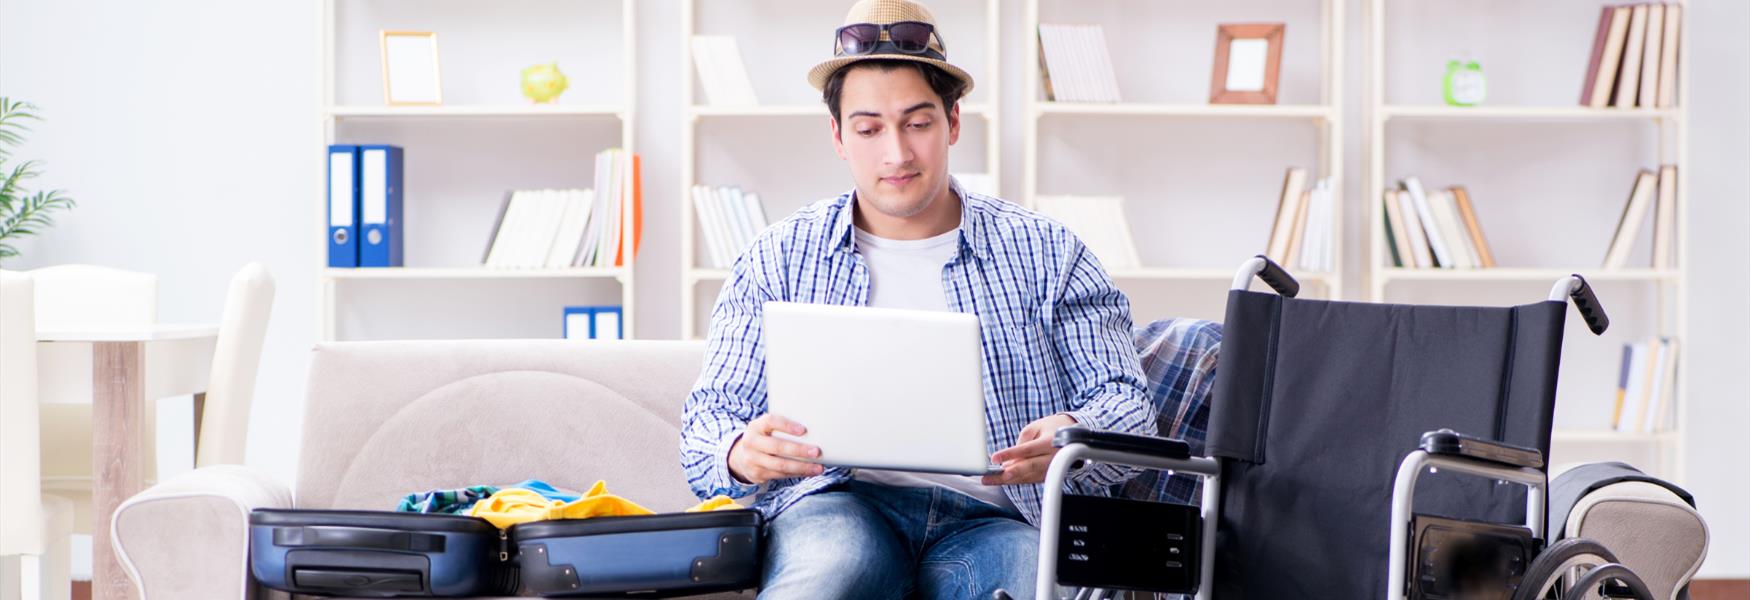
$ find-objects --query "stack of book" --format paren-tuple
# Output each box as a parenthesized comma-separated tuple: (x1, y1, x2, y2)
(482, 149, 641, 269)
(692, 35, 759, 107)
(1380, 177, 1496, 270)
(1036, 24, 1123, 103)
(1263, 167, 1336, 273)
(1581, 3, 1681, 109)
(692, 185, 771, 269)
(1611, 338, 1679, 433)
(1602, 165, 1679, 269)
(1033, 195, 1141, 270)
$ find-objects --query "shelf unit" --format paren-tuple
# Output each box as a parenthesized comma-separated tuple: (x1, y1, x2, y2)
(1022, 0, 1347, 315)
(1364, 0, 1689, 480)
(315, 0, 637, 342)
(679, 0, 1003, 340)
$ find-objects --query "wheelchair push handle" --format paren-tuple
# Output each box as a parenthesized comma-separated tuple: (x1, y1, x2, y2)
(1549, 274, 1610, 335)
(1231, 255, 1300, 298)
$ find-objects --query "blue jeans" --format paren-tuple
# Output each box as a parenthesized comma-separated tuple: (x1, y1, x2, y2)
(759, 480, 1040, 599)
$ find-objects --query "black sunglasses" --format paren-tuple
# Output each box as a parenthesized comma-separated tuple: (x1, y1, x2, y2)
(834, 21, 944, 57)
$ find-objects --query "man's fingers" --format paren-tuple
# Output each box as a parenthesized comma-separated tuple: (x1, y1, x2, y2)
(747, 432, 820, 460)
(756, 453, 824, 478)
(981, 455, 1049, 485)
(991, 436, 1054, 463)
(763, 413, 808, 437)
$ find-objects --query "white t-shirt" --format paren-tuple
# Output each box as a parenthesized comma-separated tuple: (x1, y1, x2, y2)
(848, 225, 1017, 512)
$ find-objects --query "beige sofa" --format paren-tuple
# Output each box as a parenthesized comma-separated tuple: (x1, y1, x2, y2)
(111, 339, 748, 599)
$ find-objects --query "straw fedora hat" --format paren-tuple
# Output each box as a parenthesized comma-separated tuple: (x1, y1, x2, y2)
(806, 0, 976, 94)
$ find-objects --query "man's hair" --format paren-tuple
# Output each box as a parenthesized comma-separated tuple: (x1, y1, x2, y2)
(822, 59, 968, 126)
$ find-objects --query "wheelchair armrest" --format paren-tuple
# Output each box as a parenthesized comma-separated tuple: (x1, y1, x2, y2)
(1053, 427, 1191, 460)
(1419, 429, 1544, 470)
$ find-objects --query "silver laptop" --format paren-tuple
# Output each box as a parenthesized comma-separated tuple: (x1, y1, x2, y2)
(762, 301, 1001, 476)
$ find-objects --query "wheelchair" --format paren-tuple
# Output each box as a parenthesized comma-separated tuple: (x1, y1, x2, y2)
(1010, 256, 1702, 600)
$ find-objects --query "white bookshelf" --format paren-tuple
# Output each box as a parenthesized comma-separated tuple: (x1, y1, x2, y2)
(315, 0, 637, 342)
(1022, 0, 1347, 324)
(679, 0, 1003, 340)
(1364, 0, 1689, 480)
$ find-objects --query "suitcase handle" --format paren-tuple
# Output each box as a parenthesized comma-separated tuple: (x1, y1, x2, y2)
(273, 525, 448, 552)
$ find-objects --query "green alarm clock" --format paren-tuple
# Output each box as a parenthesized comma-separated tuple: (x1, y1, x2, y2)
(1443, 60, 1486, 107)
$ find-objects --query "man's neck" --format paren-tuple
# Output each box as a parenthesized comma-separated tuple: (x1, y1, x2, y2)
(853, 183, 962, 241)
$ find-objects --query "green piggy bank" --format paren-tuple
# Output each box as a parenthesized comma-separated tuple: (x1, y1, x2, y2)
(521, 62, 569, 104)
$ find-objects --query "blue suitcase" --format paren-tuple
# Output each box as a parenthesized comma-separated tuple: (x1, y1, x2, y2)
(249, 509, 518, 597)
(511, 510, 762, 597)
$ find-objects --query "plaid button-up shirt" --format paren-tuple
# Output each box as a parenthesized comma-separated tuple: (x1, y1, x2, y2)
(680, 181, 1155, 526)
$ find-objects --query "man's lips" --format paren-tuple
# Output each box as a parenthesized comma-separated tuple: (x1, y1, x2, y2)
(882, 173, 918, 186)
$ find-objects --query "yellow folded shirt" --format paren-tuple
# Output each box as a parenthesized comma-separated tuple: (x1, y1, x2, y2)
(468, 480, 742, 528)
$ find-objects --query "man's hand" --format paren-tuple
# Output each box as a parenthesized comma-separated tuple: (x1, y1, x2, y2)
(728, 413, 825, 485)
(982, 413, 1079, 485)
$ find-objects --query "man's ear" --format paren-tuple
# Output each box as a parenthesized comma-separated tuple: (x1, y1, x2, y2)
(947, 102, 961, 146)
(830, 116, 847, 160)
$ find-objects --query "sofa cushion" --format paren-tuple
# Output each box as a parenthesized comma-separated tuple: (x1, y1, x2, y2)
(298, 340, 707, 513)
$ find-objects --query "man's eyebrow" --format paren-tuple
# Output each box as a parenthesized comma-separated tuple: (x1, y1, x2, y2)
(846, 102, 941, 120)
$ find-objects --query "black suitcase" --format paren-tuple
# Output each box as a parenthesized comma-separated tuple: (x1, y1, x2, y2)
(249, 509, 518, 597)
(511, 510, 762, 597)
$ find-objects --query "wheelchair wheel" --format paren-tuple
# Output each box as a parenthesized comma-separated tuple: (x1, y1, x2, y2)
(1563, 563, 1654, 600)
(1512, 542, 1645, 600)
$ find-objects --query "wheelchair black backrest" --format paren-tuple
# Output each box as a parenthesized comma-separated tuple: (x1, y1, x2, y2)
(1207, 290, 1567, 599)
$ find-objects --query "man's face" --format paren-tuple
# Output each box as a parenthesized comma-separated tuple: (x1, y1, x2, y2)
(830, 65, 960, 221)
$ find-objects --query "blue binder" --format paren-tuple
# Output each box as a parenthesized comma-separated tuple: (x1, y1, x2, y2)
(358, 145, 404, 267)
(562, 306, 624, 339)
(326, 145, 360, 268)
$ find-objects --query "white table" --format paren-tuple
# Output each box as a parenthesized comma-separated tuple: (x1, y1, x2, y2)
(36, 324, 218, 600)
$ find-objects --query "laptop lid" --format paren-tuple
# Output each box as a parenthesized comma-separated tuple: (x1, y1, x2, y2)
(762, 301, 994, 476)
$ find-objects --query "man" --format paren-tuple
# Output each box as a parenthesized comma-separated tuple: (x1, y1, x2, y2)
(680, 0, 1154, 597)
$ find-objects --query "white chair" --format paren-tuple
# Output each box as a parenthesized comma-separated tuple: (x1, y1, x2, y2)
(1, 271, 74, 600)
(194, 262, 275, 467)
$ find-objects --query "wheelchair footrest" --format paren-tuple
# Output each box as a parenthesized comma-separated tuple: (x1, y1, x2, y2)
(1055, 495, 1200, 594)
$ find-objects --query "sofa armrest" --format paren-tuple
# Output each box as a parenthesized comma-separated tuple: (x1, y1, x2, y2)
(112, 465, 291, 600)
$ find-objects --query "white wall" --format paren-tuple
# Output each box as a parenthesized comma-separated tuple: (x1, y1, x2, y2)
(3, 0, 1744, 578)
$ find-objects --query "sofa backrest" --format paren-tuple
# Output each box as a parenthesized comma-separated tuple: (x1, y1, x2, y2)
(296, 340, 710, 513)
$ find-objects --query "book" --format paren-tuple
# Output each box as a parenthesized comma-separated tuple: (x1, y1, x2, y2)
(1633, 337, 1664, 432)
(1657, 5, 1682, 108)
(1610, 343, 1632, 431)
(1638, 4, 1665, 109)
(1653, 338, 1680, 431)
(1581, 6, 1618, 106)
(1383, 190, 1414, 268)
(1037, 24, 1122, 103)
(1616, 341, 1649, 433)
(1266, 167, 1309, 262)
(1589, 6, 1633, 109)
(1430, 190, 1473, 269)
(1402, 177, 1452, 268)
(547, 189, 595, 268)
(1283, 189, 1310, 270)
(692, 36, 759, 107)
(1602, 169, 1658, 269)
(692, 184, 771, 269)
(1298, 179, 1333, 273)
(1034, 195, 1142, 269)
(1639, 338, 1671, 432)
(1613, 4, 1648, 108)
(1450, 186, 1496, 268)
(1398, 189, 1435, 269)
(1652, 165, 1678, 269)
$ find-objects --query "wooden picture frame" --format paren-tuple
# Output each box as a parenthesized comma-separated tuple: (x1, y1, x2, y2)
(1210, 24, 1285, 105)
(380, 30, 443, 106)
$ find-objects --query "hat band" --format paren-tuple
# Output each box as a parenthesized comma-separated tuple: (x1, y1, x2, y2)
(836, 38, 947, 62)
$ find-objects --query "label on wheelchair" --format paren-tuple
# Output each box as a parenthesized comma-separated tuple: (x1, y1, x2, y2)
(1409, 514, 1537, 600)
(1056, 495, 1200, 594)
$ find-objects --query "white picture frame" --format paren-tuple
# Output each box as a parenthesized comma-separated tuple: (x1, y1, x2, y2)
(380, 30, 442, 106)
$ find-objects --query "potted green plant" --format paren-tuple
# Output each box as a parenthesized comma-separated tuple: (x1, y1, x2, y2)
(0, 97, 75, 264)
